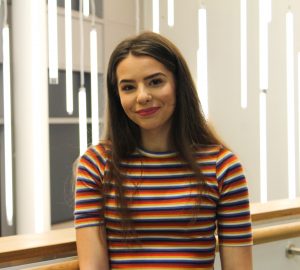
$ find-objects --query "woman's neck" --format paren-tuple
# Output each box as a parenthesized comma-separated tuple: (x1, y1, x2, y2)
(140, 129, 173, 152)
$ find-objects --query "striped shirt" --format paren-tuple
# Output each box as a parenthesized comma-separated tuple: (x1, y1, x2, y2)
(74, 143, 253, 269)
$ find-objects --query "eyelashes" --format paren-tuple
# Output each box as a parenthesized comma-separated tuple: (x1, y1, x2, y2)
(149, 78, 164, 87)
(121, 84, 135, 91)
(120, 77, 165, 92)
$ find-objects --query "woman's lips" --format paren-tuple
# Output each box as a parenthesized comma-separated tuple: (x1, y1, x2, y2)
(136, 107, 160, 116)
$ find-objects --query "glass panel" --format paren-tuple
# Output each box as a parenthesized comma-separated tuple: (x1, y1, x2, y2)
(49, 124, 79, 223)
(0, 64, 3, 118)
(48, 70, 104, 224)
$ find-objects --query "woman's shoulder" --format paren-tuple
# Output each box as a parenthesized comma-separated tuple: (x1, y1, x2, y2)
(83, 140, 112, 160)
(195, 144, 225, 154)
(194, 144, 237, 161)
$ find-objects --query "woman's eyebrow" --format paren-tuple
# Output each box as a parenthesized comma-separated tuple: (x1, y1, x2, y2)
(119, 79, 134, 85)
(144, 72, 166, 81)
(118, 72, 166, 85)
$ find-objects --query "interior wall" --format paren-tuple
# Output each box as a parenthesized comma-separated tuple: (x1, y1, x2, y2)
(141, 0, 300, 203)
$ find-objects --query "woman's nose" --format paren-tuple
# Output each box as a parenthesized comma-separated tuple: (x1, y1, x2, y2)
(136, 86, 152, 104)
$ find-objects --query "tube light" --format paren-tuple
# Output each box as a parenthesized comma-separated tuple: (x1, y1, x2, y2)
(266, 0, 272, 23)
(197, 8, 208, 119)
(259, 0, 271, 90)
(168, 0, 174, 27)
(83, 0, 90, 17)
(79, 87, 88, 155)
(298, 52, 300, 197)
(90, 28, 99, 145)
(259, 91, 267, 202)
(240, 0, 247, 108)
(79, 0, 85, 86)
(152, 0, 159, 33)
(3, 25, 14, 226)
(286, 11, 296, 199)
(47, 0, 58, 84)
(258, 0, 271, 202)
(65, 0, 73, 114)
(136, 0, 140, 34)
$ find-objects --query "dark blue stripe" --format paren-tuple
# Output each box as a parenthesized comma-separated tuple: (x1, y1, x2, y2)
(76, 198, 102, 204)
(105, 205, 216, 212)
(109, 248, 215, 254)
(218, 223, 251, 229)
(219, 187, 248, 198)
(217, 211, 250, 218)
(106, 217, 216, 224)
(111, 259, 213, 265)
(219, 233, 252, 240)
(218, 199, 249, 207)
(77, 167, 101, 182)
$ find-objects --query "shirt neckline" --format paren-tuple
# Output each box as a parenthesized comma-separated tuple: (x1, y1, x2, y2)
(136, 147, 178, 158)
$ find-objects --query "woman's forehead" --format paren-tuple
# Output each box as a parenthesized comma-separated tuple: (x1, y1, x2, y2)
(116, 55, 171, 82)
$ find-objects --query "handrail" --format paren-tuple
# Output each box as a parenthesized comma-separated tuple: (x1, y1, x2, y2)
(0, 198, 299, 268)
(24, 260, 79, 270)
(251, 198, 300, 222)
(253, 221, 300, 245)
(0, 228, 76, 267)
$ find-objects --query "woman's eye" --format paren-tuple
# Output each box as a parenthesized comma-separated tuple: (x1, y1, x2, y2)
(121, 85, 135, 91)
(149, 78, 163, 86)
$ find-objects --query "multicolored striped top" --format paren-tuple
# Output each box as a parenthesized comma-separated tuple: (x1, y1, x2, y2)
(74, 143, 253, 270)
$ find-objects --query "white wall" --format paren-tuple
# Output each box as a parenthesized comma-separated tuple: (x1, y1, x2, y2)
(103, 0, 137, 73)
(142, 0, 300, 203)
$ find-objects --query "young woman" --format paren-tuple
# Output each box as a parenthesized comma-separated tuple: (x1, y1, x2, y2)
(74, 32, 253, 270)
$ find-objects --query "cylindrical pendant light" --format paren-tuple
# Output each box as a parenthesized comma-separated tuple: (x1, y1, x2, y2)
(65, 0, 74, 114)
(2, 7, 14, 226)
(47, 0, 58, 84)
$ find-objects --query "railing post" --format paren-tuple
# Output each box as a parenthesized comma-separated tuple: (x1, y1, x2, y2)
(286, 244, 300, 258)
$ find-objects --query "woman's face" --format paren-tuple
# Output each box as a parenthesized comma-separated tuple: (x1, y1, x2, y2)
(116, 54, 176, 136)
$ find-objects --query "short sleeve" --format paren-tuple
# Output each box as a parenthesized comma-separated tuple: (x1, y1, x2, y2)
(216, 148, 253, 246)
(74, 144, 108, 229)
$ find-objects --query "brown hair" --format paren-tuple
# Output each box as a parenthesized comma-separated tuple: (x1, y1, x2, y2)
(102, 31, 221, 230)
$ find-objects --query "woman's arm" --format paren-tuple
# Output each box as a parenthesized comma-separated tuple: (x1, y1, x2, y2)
(76, 226, 110, 270)
(219, 245, 253, 270)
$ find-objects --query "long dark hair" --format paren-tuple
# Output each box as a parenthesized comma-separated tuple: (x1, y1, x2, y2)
(103, 31, 221, 229)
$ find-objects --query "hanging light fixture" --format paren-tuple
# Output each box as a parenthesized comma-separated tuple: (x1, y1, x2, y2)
(79, 87, 88, 154)
(258, 0, 271, 202)
(79, 0, 88, 154)
(240, 0, 247, 109)
(152, 0, 159, 33)
(286, 10, 296, 199)
(47, 0, 58, 84)
(197, 7, 208, 119)
(135, 0, 140, 34)
(65, 0, 73, 114)
(90, 0, 99, 145)
(2, 0, 14, 227)
(83, 0, 90, 17)
(167, 0, 174, 27)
